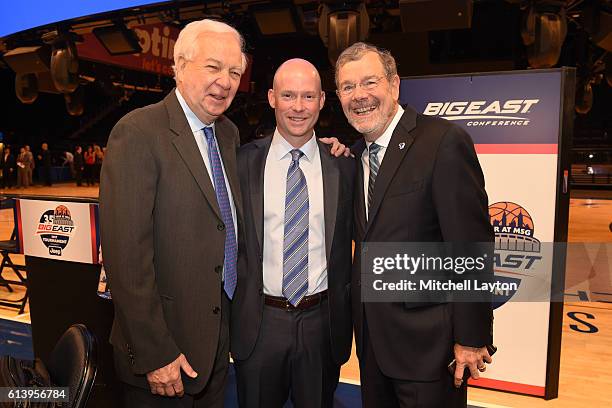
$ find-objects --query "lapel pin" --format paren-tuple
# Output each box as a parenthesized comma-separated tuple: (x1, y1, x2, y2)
(399, 142, 406, 150)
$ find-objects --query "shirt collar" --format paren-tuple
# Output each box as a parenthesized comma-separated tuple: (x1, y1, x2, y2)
(271, 128, 318, 162)
(365, 105, 404, 150)
(175, 88, 215, 133)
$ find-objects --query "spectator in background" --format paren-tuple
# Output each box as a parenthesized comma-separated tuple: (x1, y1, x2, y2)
(37, 142, 52, 186)
(84, 145, 95, 186)
(25, 145, 34, 186)
(74, 146, 84, 187)
(0, 146, 16, 189)
(94, 144, 104, 183)
(17, 147, 30, 188)
(63, 150, 74, 176)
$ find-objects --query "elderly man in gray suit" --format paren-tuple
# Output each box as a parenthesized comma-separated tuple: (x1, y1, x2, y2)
(100, 19, 247, 407)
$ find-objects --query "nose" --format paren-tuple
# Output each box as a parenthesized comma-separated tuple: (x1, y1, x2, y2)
(352, 84, 369, 100)
(293, 96, 304, 112)
(216, 71, 231, 90)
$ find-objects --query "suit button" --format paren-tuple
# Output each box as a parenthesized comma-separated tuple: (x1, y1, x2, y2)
(217, 224, 225, 231)
(258, 288, 263, 296)
(213, 306, 220, 314)
(357, 280, 361, 287)
(215, 265, 222, 274)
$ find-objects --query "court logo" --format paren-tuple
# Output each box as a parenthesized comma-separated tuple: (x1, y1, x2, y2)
(489, 201, 542, 309)
(423, 99, 539, 127)
(35, 205, 76, 256)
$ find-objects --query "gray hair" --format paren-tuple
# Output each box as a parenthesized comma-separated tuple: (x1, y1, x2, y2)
(172, 19, 248, 76)
(335, 42, 397, 86)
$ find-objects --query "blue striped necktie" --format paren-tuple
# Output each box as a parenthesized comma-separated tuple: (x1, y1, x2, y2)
(203, 126, 237, 299)
(282, 149, 309, 306)
(368, 142, 381, 211)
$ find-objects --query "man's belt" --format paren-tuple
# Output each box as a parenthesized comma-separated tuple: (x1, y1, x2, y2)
(264, 290, 328, 311)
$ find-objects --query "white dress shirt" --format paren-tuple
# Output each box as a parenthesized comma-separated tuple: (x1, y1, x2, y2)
(362, 105, 405, 220)
(263, 129, 327, 296)
(175, 89, 238, 243)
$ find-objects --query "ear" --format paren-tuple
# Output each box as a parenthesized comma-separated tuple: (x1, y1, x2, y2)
(319, 91, 326, 111)
(390, 74, 400, 102)
(175, 57, 187, 80)
(268, 89, 276, 109)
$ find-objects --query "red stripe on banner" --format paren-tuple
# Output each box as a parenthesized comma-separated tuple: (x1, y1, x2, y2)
(90, 205, 98, 264)
(469, 377, 546, 396)
(15, 200, 24, 254)
(475, 144, 558, 154)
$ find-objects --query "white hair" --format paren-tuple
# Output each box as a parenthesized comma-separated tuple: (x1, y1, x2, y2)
(172, 19, 248, 76)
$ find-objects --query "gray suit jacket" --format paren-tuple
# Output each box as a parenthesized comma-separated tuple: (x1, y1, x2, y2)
(99, 90, 243, 393)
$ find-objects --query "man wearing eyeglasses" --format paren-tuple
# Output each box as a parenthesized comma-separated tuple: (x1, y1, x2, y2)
(335, 43, 494, 407)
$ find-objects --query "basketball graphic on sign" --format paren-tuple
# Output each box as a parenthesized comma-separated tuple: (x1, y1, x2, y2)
(36, 205, 76, 256)
(489, 201, 542, 309)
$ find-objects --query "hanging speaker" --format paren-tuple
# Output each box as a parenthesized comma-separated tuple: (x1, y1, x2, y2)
(15, 73, 38, 104)
(51, 41, 79, 93)
(524, 9, 567, 68)
(3, 46, 51, 74)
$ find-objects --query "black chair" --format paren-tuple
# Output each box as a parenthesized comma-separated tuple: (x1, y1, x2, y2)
(46, 324, 98, 408)
(0, 214, 28, 314)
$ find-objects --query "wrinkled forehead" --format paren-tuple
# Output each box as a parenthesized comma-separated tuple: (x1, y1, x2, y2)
(337, 52, 385, 83)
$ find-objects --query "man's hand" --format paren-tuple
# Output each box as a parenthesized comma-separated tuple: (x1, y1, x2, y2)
(452, 344, 492, 388)
(146, 353, 198, 397)
(319, 137, 352, 158)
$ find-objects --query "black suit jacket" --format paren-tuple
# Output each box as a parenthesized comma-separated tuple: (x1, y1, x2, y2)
(231, 135, 354, 366)
(100, 90, 244, 393)
(1, 153, 15, 172)
(352, 106, 494, 381)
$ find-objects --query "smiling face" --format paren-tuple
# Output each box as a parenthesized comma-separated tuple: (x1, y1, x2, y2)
(336, 51, 400, 142)
(175, 31, 243, 124)
(268, 59, 325, 147)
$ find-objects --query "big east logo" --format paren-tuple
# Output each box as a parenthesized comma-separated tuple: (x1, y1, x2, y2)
(36, 205, 75, 256)
(423, 99, 539, 127)
(488, 202, 542, 309)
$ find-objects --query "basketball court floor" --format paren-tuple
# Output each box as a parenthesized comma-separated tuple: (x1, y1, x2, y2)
(0, 184, 610, 407)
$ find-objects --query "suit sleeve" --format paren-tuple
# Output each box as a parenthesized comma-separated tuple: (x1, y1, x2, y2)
(99, 118, 181, 375)
(431, 124, 494, 348)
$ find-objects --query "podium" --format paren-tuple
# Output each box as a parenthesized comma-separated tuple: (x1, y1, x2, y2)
(10, 194, 119, 406)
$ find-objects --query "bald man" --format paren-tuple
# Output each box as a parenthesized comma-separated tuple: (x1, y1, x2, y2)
(231, 59, 354, 407)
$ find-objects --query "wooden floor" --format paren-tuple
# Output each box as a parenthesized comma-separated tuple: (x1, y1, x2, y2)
(1, 184, 611, 407)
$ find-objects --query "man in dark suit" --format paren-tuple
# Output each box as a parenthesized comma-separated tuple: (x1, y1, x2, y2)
(335, 43, 494, 407)
(99, 19, 247, 407)
(37, 142, 52, 186)
(73, 146, 84, 186)
(231, 59, 354, 407)
(0, 146, 16, 189)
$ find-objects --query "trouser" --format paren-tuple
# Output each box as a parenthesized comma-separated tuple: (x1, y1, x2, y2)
(359, 313, 467, 408)
(235, 297, 340, 408)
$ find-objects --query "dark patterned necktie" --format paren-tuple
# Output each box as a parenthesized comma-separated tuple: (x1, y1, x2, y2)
(203, 126, 237, 299)
(368, 142, 381, 211)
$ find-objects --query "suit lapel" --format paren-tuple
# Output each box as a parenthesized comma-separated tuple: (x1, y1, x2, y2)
(248, 137, 271, 255)
(166, 91, 221, 221)
(352, 139, 367, 240)
(365, 108, 417, 235)
(318, 141, 339, 263)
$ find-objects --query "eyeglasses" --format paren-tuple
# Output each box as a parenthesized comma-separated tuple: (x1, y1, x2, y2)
(336, 76, 385, 97)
